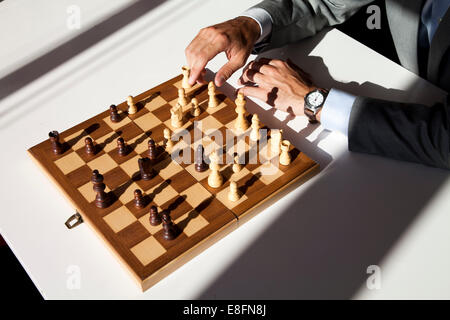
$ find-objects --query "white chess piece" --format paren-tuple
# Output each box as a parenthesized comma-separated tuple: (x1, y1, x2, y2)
(232, 155, 242, 173)
(170, 103, 184, 128)
(164, 128, 174, 152)
(178, 88, 188, 108)
(228, 181, 241, 202)
(279, 140, 291, 166)
(191, 98, 201, 117)
(208, 150, 223, 188)
(250, 114, 261, 141)
(127, 95, 137, 114)
(208, 82, 218, 108)
(181, 66, 192, 89)
(270, 129, 283, 155)
(234, 92, 249, 131)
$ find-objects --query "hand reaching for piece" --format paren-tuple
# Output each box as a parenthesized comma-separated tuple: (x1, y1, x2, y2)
(185, 17, 261, 87)
(238, 58, 322, 119)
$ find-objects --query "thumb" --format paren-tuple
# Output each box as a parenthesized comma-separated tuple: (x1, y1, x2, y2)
(215, 56, 245, 87)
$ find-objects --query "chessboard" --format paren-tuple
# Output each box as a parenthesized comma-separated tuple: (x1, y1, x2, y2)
(28, 72, 319, 291)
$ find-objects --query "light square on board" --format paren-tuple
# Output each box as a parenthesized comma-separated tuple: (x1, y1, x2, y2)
(133, 112, 162, 132)
(78, 181, 110, 203)
(54, 151, 85, 174)
(205, 101, 228, 114)
(115, 181, 141, 204)
(185, 163, 210, 182)
(95, 131, 121, 153)
(215, 186, 248, 209)
(103, 206, 137, 233)
(138, 212, 163, 235)
(155, 160, 183, 180)
(128, 132, 150, 154)
(64, 129, 91, 150)
(103, 113, 131, 131)
(196, 114, 223, 134)
(87, 153, 117, 174)
(147, 182, 178, 207)
(180, 183, 211, 209)
(119, 155, 141, 176)
(131, 236, 166, 266)
(175, 213, 209, 237)
(144, 95, 168, 111)
(252, 163, 284, 185)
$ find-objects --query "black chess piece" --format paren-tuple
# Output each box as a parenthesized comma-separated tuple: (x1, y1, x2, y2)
(162, 211, 178, 240)
(85, 137, 96, 155)
(148, 138, 157, 161)
(117, 137, 128, 156)
(49, 131, 63, 155)
(91, 170, 110, 208)
(110, 104, 120, 123)
(138, 157, 154, 180)
(149, 206, 161, 226)
(195, 144, 208, 172)
(134, 189, 146, 208)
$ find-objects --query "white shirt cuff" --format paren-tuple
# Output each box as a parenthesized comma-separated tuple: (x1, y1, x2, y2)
(321, 89, 356, 136)
(240, 7, 273, 44)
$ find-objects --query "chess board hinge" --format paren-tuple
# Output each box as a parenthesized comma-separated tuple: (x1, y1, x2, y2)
(65, 212, 83, 229)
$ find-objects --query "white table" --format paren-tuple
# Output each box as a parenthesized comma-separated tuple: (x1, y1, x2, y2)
(1, 0, 449, 299)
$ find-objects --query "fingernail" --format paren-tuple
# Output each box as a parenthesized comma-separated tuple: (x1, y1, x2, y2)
(216, 76, 225, 87)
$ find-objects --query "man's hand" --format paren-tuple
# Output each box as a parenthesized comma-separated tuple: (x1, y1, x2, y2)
(238, 58, 323, 121)
(185, 17, 260, 87)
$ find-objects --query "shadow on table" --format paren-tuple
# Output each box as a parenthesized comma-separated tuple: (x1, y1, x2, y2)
(197, 29, 449, 299)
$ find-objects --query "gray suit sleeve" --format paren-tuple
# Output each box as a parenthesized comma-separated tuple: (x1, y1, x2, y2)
(250, 0, 375, 50)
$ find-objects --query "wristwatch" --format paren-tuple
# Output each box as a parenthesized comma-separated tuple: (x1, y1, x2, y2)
(304, 89, 328, 123)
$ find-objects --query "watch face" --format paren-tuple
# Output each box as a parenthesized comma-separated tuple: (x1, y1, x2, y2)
(306, 91, 324, 108)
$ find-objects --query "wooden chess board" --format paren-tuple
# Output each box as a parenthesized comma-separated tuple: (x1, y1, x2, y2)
(27, 73, 319, 291)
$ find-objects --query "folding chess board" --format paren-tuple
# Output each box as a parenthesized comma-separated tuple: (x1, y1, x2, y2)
(28, 73, 319, 291)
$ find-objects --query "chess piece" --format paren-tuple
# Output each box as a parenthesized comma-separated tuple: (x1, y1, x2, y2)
(190, 97, 201, 117)
(148, 138, 157, 161)
(164, 128, 173, 152)
(170, 103, 184, 128)
(91, 170, 109, 208)
(178, 88, 188, 108)
(149, 205, 161, 226)
(117, 137, 128, 156)
(48, 131, 63, 155)
(195, 144, 208, 172)
(228, 181, 241, 202)
(138, 157, 154, 180)
(232, 155, 242, 173)
(109, 104, 120, 122)
(208, 81, 218, 108)
(127, 95, 137, 114)
(270, 129, 283, 155)
(250, 114, 261, 141)
(181, 65, 192, 89)
(162, 211, 178, 240)
(85, 137, 96, 155)
(280, 140, 291, 166)
(234, 92, 249, 131)
(208, 150, 223, 188)
(134, 189, 146, 208)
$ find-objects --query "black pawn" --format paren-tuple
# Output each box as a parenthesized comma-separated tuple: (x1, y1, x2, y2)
(85, 137, 96, 155)
(162, 211, 178, 240)
(117, 137, 128, 156)
(49, 131, 63, 155)
(149, 205, 161, 226)
(134, 189, 146, 208)
(92, 170, 109, 208)
(110, 104, 120, 123)
(195, 144, 208, 172)
(148, 139, 157, 161)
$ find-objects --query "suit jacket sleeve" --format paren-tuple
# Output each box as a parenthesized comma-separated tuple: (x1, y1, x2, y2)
(348, 95, 450, 169)
(250, 0, 374, 50)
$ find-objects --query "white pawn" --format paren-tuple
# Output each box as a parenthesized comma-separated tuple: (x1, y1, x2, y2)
(178, 88, 188, 108)
(279, 140, 291, 166)
(208, 150, 223, 188)
(170, 103, 184, 128)
(232, 155, 242, 173)
(234, 92, 249, 131)
(127, 95, 137, 114)
(250, 114, 261, 141)
(181, 66, 192, 89)
(191, 98, 201, 117)
(208, 81, 219, 108)
(270, 129, 283, 155)
(164, 128, 174, 152)
(228, 181, 241, 202)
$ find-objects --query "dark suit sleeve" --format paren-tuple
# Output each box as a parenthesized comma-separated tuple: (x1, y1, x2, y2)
(348, 95, 450, 169)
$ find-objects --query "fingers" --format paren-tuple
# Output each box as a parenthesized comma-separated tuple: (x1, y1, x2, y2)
(215, 54, 246, 87)
(238, 86, 269, 102)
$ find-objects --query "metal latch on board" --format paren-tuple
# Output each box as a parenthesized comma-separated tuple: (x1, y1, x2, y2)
(65, 212, 83, 229)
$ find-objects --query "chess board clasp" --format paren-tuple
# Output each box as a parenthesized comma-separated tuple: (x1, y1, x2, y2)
(65, 212, 83, 229)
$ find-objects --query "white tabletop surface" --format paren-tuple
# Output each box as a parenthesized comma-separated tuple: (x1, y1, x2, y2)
(1, 0, 449, 299)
